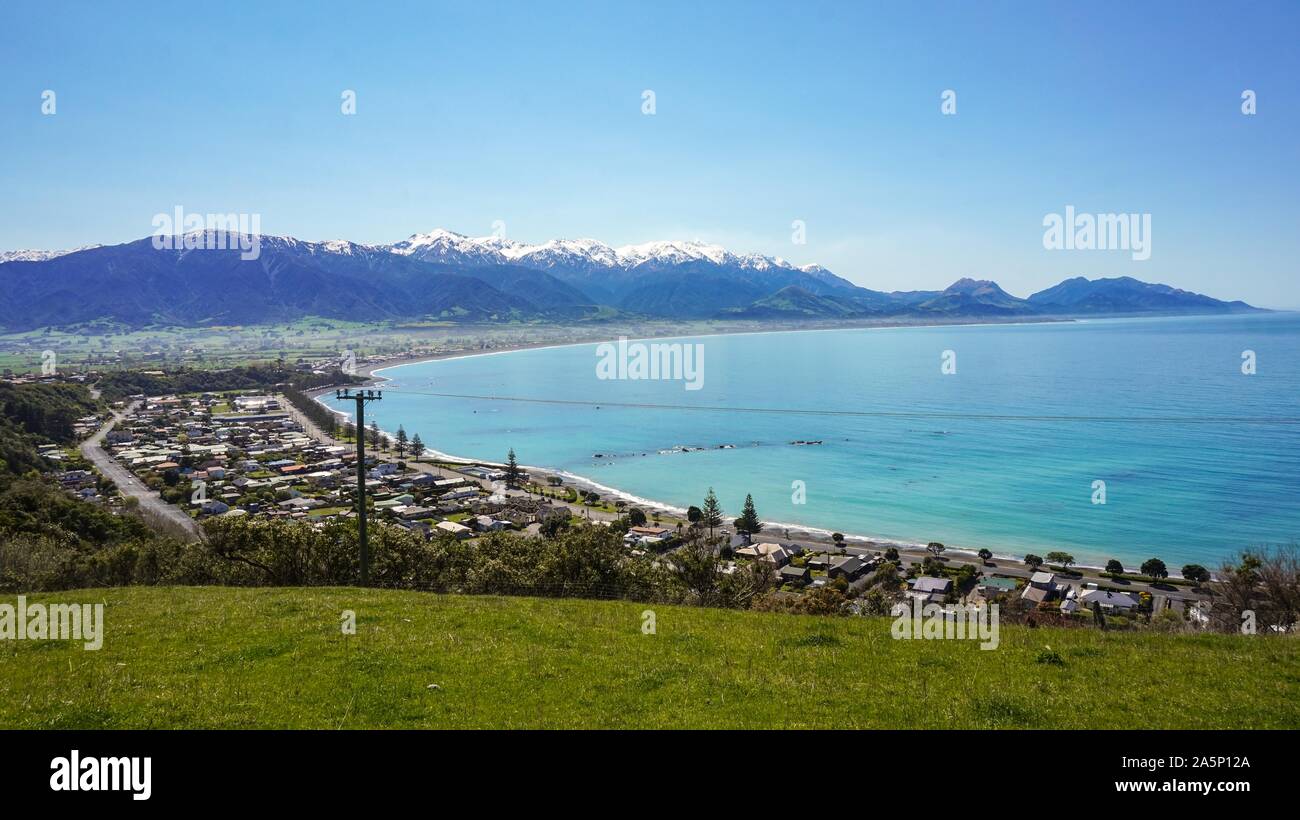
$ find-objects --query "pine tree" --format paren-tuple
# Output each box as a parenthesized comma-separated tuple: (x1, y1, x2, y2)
(395, 425, 408, 458)
(410, 433, 425, 462)
(700, 487, 723, 542)
(368, 421, 381, 450)
(735, 493, 763, 536)
(505, 448, 520, 488)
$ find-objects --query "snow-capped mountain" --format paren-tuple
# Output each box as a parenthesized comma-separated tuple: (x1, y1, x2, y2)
(388, 229, 512, 267)
(386, 229, 846, 278)
(0, 245, 102, 264)
(383, 229, 864, 314)
(0, 228, 1261, 331)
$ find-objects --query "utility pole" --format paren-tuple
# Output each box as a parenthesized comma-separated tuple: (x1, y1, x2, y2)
(337, 389, 382, 585)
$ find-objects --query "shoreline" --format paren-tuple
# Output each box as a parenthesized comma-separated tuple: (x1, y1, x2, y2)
(305, 318, 1149, 573)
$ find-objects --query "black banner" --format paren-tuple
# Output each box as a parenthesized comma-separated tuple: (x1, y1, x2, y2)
(2, 730, 1284, 806)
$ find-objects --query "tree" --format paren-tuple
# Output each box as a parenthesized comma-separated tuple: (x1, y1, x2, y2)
(368, 420, 381, 449)
(505, 448, 520, 489)
(1024, 554, 1044, 571)
(1105, 559, 1124, 575)
(977, 548, 993, 563)
(926, 542, 945, 558)
(1140, 557, 1169, 583)
(628, 508, 648, 527)
(873, 562, 900, 591)
(700, 488, 723, 542)
(1046, 551, 1075, 571)
(831, 532, 845, 548)
(686, 505, 702, 526)
(1181, 563, 1210, 584)
(884, 547, 899, 563)
(734, 494, 763, 536)
(410, 433, 425, 463)
(394, 425, 408, 458)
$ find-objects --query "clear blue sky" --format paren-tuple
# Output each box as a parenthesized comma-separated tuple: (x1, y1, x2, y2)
(2, 1, 1297, 306)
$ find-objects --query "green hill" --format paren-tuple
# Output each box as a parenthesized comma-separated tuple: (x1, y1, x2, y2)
(1, 586, 1295, 729)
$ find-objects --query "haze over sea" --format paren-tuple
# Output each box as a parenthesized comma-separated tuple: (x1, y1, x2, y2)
(328, 313, 1300, 569)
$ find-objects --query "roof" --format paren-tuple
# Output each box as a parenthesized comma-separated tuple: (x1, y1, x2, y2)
(831, 556, 866, 573)
(1030, 571, 1056, 585)
(1079, 589, 1138, 607)
(1021, 585, 1053, 603)
(979, 577, 1018, 590)
(911, 576, 952, 593)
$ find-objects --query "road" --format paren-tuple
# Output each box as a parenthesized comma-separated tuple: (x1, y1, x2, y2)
(80, 401, 206, 542)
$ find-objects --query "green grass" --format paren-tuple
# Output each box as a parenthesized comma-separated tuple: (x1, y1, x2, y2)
(2, 586, 1296, 729)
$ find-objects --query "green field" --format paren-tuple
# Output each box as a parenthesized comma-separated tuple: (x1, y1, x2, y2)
(2, 586, 1296, 729)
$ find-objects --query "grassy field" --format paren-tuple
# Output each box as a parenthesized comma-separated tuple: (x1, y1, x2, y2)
(2, 586, 1296, 729)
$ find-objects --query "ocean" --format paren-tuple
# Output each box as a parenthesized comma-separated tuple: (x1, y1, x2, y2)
(323, 313, 1300, 569)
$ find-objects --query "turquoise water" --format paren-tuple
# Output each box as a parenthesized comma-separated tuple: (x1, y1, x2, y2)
(326, 314, 1300, 569)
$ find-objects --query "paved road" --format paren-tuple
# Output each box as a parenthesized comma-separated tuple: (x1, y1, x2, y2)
(80, 401, 206, 542)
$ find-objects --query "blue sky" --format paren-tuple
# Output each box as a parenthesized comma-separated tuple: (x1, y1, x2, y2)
(2, 0, 1297, 306)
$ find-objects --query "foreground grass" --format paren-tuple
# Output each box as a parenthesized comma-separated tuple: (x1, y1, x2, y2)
(2, 587, 1297, 729)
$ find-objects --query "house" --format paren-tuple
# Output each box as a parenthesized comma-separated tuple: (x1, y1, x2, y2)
(624, 525, 672, 546)
(806, 555, 833, 572)
(779, 565, 811, 586)
(1078, 588, 1139, 612)
(435, 520, 473, 539)
(398, 506, 438, 521)
(278, 497, 324, 511)
(1021, 571, 1061, 605)
(974, 576, 1018, 601)
(629, 530, 670, 543)
(735, 542, 791, 567)
(199, 500, 230, 515)
(906, 576, 952, 604)
(829, 556, 867, 580)
(473, 515, 509, 532)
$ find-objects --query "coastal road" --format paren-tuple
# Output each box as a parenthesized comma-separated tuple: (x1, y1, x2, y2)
(80, 401, 206, 542)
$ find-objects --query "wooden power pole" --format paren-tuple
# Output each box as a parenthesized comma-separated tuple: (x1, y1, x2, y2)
(337, 389, 382, 585)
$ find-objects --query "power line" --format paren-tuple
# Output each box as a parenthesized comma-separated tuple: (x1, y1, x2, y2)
(366, 389, 1300, 426)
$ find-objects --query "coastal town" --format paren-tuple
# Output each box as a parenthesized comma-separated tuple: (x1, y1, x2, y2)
(9, 357, 1221, 630)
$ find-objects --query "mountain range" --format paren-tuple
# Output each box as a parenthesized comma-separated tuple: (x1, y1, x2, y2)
(0, 229, 1262, 331)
